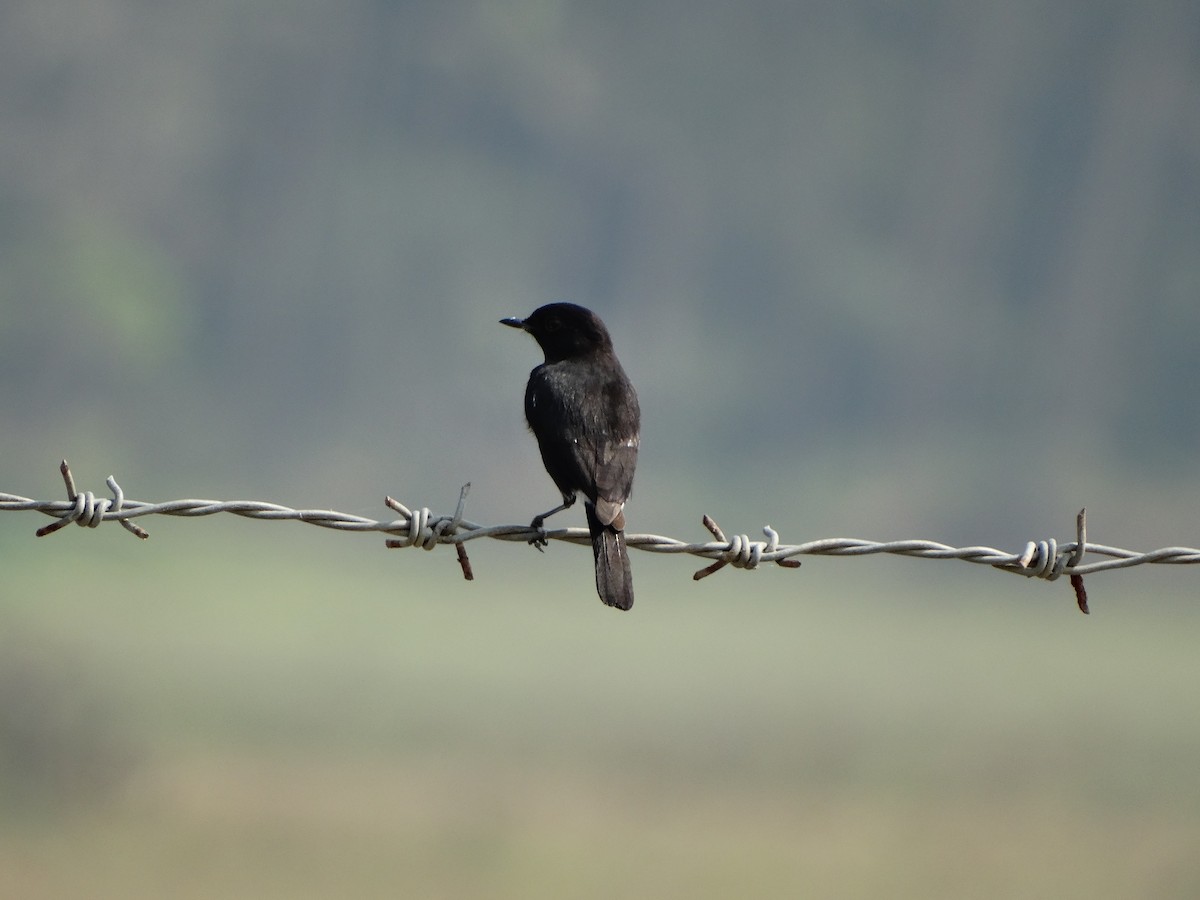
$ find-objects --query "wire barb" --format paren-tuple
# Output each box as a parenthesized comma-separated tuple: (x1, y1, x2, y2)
(692, 515, 802, 581)
(384, 483, 474, 581)
(34, 460, 149, 540)
(5, 462, 1200, 610)
(1070, 508, 1089, 614)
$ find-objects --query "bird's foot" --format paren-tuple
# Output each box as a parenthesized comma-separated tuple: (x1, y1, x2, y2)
(528, 516, 548, 552)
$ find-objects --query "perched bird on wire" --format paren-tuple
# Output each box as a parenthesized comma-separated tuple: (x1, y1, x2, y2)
(501, 303, 641, 610)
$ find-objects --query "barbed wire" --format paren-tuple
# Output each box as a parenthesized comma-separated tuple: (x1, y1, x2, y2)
(5, 461, 1200, 614)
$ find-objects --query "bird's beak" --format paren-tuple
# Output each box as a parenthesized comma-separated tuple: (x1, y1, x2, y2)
(499, 317, 526, 330)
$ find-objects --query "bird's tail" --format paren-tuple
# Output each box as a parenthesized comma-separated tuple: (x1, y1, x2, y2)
(585, 502, 634, 610)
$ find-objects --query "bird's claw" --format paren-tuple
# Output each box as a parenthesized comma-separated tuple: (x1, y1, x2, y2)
(528, 517, 548, 551)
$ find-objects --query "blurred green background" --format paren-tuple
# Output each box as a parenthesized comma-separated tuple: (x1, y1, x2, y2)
(2, 1, 1199, 896)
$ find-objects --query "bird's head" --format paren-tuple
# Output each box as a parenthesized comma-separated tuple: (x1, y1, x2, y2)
(500, 302, 613, 363)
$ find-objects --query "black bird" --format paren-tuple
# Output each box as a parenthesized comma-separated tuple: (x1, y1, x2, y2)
(501, 303, 640, 610)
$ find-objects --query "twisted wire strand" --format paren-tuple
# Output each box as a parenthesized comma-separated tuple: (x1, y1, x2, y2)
(4, 462, 1199, 612)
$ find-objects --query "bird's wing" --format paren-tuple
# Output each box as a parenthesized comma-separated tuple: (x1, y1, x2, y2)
(588, 365, 640, 528)
(525, 366, 592, 499)
(525, 362, 639, 524)
(590, 434, 638, 529)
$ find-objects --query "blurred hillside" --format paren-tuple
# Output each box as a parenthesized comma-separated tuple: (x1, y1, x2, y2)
(3, 1, 1198, 545)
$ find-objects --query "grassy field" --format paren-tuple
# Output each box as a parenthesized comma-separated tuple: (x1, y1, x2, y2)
(2, 522, 1198, 898)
